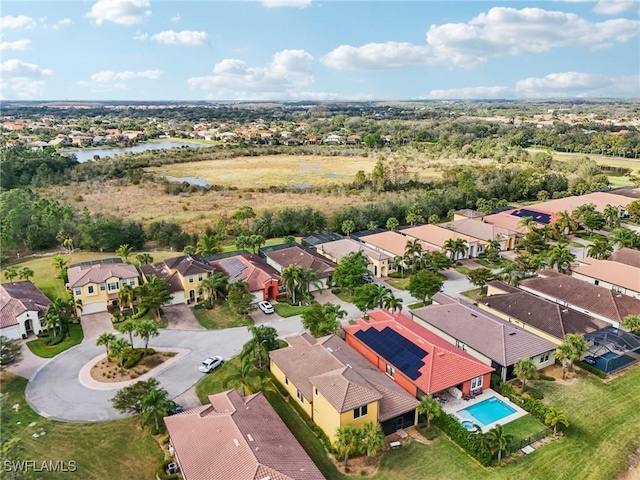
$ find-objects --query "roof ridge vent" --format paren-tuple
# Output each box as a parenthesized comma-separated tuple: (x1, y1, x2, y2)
(233, 439, 240, 447)
(247, 434, 254, 442)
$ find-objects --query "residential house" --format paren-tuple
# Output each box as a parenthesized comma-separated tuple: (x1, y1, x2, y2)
(359, 230, 430, 271)
(140, 255, 215, 305)
(401, 224, 484, 259)
(269, 333, 419, 442)
(410, 295, 557, 381)
(0, 281, 50, 339)
(531, 191, 634, 217)
(519, 270, 640, 328)
(346, 134, 361, 145)
(323, 134, 342, 145)
(452, 209, 485, 222)
(67, 259, 140, 314)
(164, 389, 324, 480)
(262, 245, 336, 291)
(572, 257, 640, 300)
(343, 310, 494, 399)
(438, 219, 519, 250)
(609, 248, 640, 268)
(481, 212, 537, 234)
(315, 238, 391, 278)
(211, 253, 281, 303)
(480, 281, 610, 344)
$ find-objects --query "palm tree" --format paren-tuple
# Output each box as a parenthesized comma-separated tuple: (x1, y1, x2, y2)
(120, 320, 136, 348)
(135, 253, 154, 266)
(3, 267, 18, 282)
(602, 204, 620, 228)
(62, 236, 74, 253)
(196, 235, 221, 256)
(18, 267, 34, 281)
(417, 395, 442, 430)
(547, 243, 575, 274)
(500, 262, 521, 286)
(622, 314, 640, 335)
(118, 284, 135, 312)
(134, 319, 159, 355)
(586, 238, 613, 260)
(485, 424, 513, 463)
(281, 264, 303, 304)
(51, 254, 68, 275)
(299, 268, 321, 300)
(109, 337, 130, 373)
(382, 293, 403, 313)
(544, 407, 569, 436)
(200, 272, 228, 301)
(513, 358, 537, 392)
(183, 245, 196, 255)
(334, 424, 361, 470)
(518, 216, 536, 232)
(555, 342, 573, 380)
(393, 255, 405, 277)
(373, 284, 389, 308)
(443, 238, 467, 261)
(141, 387, 172, 432)
(116, 244, 133, 263)
(96, 332, 116, 362)
(565, 333, 588, 371)
(360, 422, 385, 465)
(611, 228, 639, 249)
(485, 240, 502, 263)
(223, 356, 260, 396)
(243, 325, 279, 369)
(556, 211, 577, 235)
(341, 219, 356, 237)
(405, 239, 422, 272)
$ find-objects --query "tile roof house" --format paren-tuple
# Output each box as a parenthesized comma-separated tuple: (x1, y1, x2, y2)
(211, 253, 281, 303)
(572, 257, 640, 300)
(519, 271, 640, 328)
(452, 209, 485, 221)
(263, 245, 336, 291)
(359, 230, 431, 259)
(316, 238, 391, 278)
(343, 310, 494, 399)
(480, 281, 610, 344)
(438, 219, 519, 250)
(481, 212, 535, 234)
(269, 333, 419, 442)
(141, 255, 215, 305)
(401, 224, 484, 259)
(609, 248, 640, 269)
(531, 191, 634, 216)
(0, 281, 50, 339)
(164, 389, 324, 480)
(410, 295, 557, 381)
(67, 259, 140, 314)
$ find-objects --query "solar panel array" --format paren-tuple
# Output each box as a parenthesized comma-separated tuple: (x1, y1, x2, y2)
(220, 257, 247, 280)
(510, 209, 552, 225)
(69, 257, 123, 268)
(354, 326, 427, 380)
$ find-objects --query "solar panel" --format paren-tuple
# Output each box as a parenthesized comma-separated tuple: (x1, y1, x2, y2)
(509, 209, 552, 225)
(220, 257, 247, 279)
(354, 327, 427, 380)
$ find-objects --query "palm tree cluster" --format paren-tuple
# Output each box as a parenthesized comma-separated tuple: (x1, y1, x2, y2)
(280, 264, 320, 304)
(43, 296, 80, 341)
(555, 334, 588, 379)
(2, 266, 35, 282)
(96, 320, 159, 371)
(334, 422, 385, 470)
(476, 424, 514, 463)
(400, 240, 453, 276)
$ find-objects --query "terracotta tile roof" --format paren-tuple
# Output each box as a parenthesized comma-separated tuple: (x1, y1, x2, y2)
(164, 390, 324, 480)
(487, 280, 522, 294)
(481, 213, 531, 233)
(573, 258, 640, 293)
(531, 191, 635, 214)
(67, 262, 139, 288)
(519, 273, 640, 325)
(0, 281, 51, 329)
(140, 264, 184, 293)
(316, 238, 390, 262)
(265, 246, 336, 278)
(402, 224, 485, 248)
(454, 209, 485, 219)
(360, 231, 432, 257)
(438, 219, 518, 242)
(212, 254, 280, 293)
(482, 283, 610, 341)
(269, 334, 418, 421)
(343, 310, 493, 394)
(411, 297, 556, 367)
(163, 254, 215, 276)
(610, 248, 640, 268)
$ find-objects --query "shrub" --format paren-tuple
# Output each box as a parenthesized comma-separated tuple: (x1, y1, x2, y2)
(524, 386, 544, 400)
(123, 349, 144, 369)
(491, 374, 502, 387)
(511, 379, 523, 388)
(388, 272, 402, 278)
(575, 360, 607, 379)
(44, 335, 65, 346)
(131, 308, 149, 320)
(201, 299, 212, 309)
(111, 311, 123, 323)
(432, 414, 495, 467)
(538, 374, 556, 381)
(331, 288, 342, 295)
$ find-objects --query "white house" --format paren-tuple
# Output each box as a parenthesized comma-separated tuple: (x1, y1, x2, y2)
(0, 281, 50, 339)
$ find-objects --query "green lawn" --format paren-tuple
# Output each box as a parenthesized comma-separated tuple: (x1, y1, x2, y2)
(273, 301, 311, 318)
(407, 300, 431, 310)
(26, 324, 84, 358)
(474, 258, 506, 269)
(455, 265, 472, 275)
(385, 276, 410, 290)
(502, 415, 548, 443)
(192, 302, 253, 329)
(0, 373, 163, 480)
(460, 287, 486, 301)
(195, 355, 240, 403)
(332, 288, 353, 303)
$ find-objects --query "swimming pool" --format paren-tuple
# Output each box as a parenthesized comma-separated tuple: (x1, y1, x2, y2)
(457, 397, 516, 427)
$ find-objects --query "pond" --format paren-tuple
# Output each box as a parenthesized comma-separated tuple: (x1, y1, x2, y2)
(164, 176, 210, 187)
(63, 140, 210, 163)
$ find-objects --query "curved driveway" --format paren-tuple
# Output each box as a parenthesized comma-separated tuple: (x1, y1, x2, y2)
(26, 317, 305, 422)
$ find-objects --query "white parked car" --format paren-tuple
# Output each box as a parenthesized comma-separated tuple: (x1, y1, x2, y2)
(199, 356, 224, 373)
(258, 301, 275, 314)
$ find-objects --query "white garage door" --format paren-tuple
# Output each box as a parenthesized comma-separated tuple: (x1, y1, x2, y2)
(82, 301, 107, 315)
(1, 325, 22, 340)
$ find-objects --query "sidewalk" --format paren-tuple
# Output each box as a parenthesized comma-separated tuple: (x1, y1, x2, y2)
(5, 339, 49, 379)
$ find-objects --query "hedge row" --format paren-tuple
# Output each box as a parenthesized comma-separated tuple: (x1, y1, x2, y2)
(500, 382, 554, 423)
(575, 360, 607, 379)
(123, 347, 156, 369)
(432, 413, 495, 467)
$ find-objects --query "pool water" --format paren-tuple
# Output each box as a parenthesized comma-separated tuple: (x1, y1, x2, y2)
(457, 397, 516, 427)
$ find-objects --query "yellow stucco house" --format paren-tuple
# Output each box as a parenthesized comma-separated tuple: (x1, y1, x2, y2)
(67, 258, 140, 314)
(315, 238, 391, 278)
(269, 333, 418, 443)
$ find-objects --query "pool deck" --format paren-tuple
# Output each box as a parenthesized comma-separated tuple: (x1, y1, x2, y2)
(441, 388, 528, 433)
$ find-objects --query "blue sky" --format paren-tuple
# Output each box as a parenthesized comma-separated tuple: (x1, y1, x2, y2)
(1, 0, 639, 100)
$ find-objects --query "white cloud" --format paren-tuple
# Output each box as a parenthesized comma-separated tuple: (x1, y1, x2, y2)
(150, 30, 208, 46)
(0, 39, 31, 51)
(322, 6, 640, 70)
(262, 0, 312, 8)
(189, 49, 315, 99)
(0, 59, 52, 99)
(51, 18, 74, 30)
(133, 30, 148, 41)
(0, 15, 36, 29)
(424, 72, 640, 99)
(86, 0, 151, 26)
(170, 14, 181, 23)
(593, 0, 640, 14)
(78, 69, 162, 91)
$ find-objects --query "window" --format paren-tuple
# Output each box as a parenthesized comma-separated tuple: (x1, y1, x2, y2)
(385, 364, 395, 378)
(100, 283, 106, 291)
(540, 352, 550, 363)
(471, 376, 483, 390)
(87, 285, 95, 294)
(198, 273, 203, 281)
(594, 280, 600, 286)
(74, 288, 81, 296)
(285, 377, 289, 385)
(297, 389, 303, 403)
(315, 388, 318, 396)
(353, 405, 368, 419)
(108, 282, 119, 291)
(456, 340, 467, 351)
(188, 275, 194, 283)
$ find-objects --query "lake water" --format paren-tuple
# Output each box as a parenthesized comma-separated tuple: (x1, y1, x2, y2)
(165, 176, 210, 187)
(64, 141, 210, 163)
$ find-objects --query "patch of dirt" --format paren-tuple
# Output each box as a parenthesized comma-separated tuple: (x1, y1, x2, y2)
(616, 446, 640, 480)
(90, 352, 175, 383)
(539, 364, 578, 385)
(330, 453, 381, 477)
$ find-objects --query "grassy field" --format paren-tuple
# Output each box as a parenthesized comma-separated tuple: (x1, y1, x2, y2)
(26, 324, 84, 358)
(195, 355, 240, 403)
(192, 302, 252, 329)
(0, 250, 178, 300)
(385, 276, 410, 290)
(502, 415, 548, 442)
(273, 301, 310, 318)
(0, 373, 163, 480)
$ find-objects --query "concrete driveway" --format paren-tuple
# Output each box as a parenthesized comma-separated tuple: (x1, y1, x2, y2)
(5, 339, 49, 379)
(80, 312, 115, 340)
(164, 304, 205, 330)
